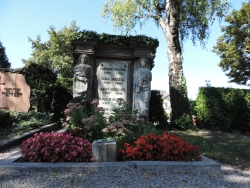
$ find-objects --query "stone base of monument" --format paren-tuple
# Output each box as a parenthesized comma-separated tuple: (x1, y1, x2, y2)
(92, 139, 117, 162)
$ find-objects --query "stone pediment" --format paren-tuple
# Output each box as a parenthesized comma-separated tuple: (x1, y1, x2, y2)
(134, 47, 154, 58)
(95, 44, 134, 58)
(73, 41, 97, 55)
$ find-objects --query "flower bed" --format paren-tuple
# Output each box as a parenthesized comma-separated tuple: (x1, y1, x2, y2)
(118, 131, 201, 162)
(20, 131, 201, 163)
(21, 131, 93, 162)
(20, 99, 201, 163)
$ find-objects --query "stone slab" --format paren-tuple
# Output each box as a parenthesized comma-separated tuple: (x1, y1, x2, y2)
(92, 140, 117, 162)
(0, 72, 30, 112)
(0, 154, 221, 172)
(0, 123, 58, 151)
(96, 60, 129, 116)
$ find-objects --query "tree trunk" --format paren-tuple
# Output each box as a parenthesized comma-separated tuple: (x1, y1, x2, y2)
(160, 0, 191, 121)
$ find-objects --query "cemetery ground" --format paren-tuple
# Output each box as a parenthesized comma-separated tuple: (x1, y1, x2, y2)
(0, 121, 250, 171)
(1, 122, 250, 187)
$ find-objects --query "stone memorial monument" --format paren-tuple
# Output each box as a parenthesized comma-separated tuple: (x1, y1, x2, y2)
(0, 72, 30, 112)
(72, 38, 157, 119)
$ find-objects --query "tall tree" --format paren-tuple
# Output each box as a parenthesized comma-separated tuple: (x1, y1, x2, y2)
(213, 2, 250, 86)
(102, 0, 230, 120)
(24, 21, 80, 78)
(0, 41, 11, 68)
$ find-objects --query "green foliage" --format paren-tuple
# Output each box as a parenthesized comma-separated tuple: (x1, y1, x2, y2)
(179, 0, 230, 47)
(64, 97, 92, 129)
(102, 0, 230, 47)
(43, 82, 73, 122)
(81, 101, 107, 141)
(19, 63, 57, 112)
(64, 98, 146, 144)
(104, 99, 140, 138)
(195, 87, 250, 132)
(56, 77, 73, 95)
(170, 114, 193, 131)
(149, 90, 169, 129)
(69, 96, 93, 116)
(24, 21, 80, 78)
(102, 99, 148, 150)
(0, 68, 21, 73)
(11, 111, 53, 126)
(0, 41, 11, 68)
(0, 111, 53, 142)
(189, 100, 197, 116)
(77, 30, 159, 48)
(76, 30, 99, 41)
(196, 87, 231, 131)
(0, 110, 10, 128)
(213, 2, 250, 85)
(170, 76, 192, 121)
(64, 98, 107, 141)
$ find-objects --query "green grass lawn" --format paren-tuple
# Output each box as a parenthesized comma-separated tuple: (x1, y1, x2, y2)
(174, 129, 250, 170)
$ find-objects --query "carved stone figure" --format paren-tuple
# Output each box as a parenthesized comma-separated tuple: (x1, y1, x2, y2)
(134, 58, 152, 119)
(73, 54, 91, 98)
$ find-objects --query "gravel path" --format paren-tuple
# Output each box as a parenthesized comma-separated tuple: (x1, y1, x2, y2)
(1, 146, 250, 188)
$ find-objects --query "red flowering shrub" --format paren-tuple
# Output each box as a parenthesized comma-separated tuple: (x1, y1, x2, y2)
(21, 131, 93, 163)
(118, 131, 202, 161)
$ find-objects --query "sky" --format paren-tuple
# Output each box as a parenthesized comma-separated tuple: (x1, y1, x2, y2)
(0, 0, 248, 100)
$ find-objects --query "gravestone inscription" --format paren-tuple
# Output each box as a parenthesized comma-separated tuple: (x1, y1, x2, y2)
(96, 60, 129, 116)
(0, 72, 30, 112)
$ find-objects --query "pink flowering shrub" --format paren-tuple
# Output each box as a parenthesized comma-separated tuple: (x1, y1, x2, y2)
(80, 99, 107, 141)
(63, 98, 144, 144)
(63, 98, 107, 141)
(102, 98, 140, 138)
(64, 101, 89, 129)
(20, 131, 93, 163)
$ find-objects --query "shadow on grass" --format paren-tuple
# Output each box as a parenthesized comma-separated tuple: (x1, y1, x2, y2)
(176, 130, 250, 170)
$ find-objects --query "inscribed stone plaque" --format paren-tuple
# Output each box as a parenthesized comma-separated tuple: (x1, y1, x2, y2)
(0, 72, 30, 112)
(96, 60, 129, 117)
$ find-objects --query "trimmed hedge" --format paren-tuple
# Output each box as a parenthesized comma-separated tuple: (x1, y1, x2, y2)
(195, 87, 250, 132)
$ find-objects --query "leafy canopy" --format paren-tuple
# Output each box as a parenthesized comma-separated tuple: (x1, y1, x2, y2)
(213, 2, 250, 86)
(0, 41, 11, 68)
(102, 0, 230, 47)
(24, 21, 80, 78)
